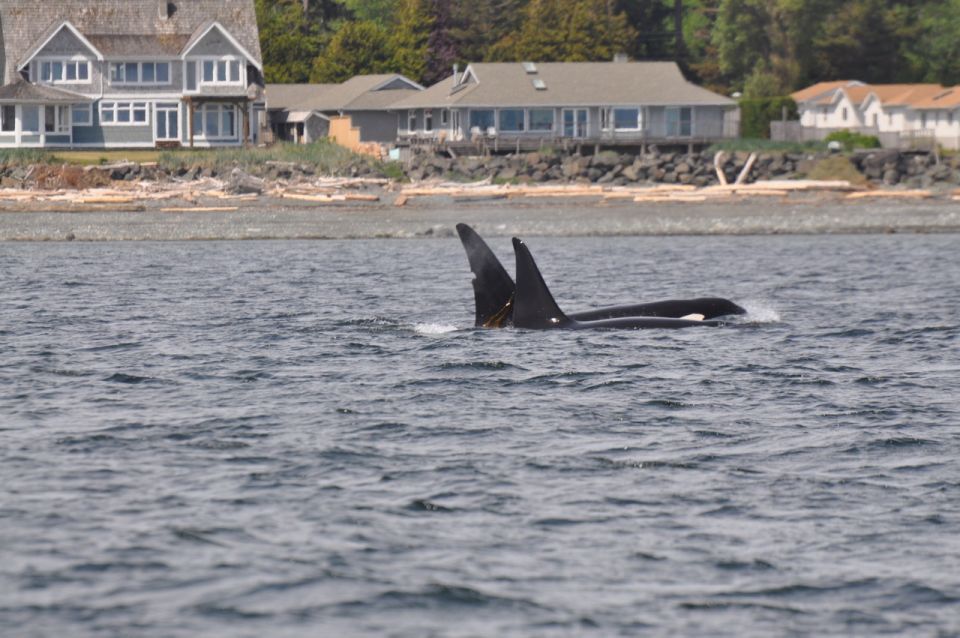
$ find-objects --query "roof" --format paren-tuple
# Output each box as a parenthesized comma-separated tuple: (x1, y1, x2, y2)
(0, 0, 261, 83)
(911, 87, 960, 110)
(0, 78, 91, 103)
(793, 81, 956, 110)
(272, 109, 328, 124)
(86, 34, 190, 57)
(391, 62, 737, 109)
(791, 81, 864, 103)
(266, 74, 422, 112)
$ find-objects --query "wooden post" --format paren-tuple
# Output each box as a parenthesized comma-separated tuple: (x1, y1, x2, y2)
(188, 98, 195, 148)
(242, 102, 250, 146)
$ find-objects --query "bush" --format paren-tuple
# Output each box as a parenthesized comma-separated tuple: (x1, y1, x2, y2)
(824, 130, 881, 151)
(802, 155, 869, 186)
(739, 97, 798, 139)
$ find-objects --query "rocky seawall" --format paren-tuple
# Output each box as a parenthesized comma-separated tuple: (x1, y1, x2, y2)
(1, 147, 959, 192)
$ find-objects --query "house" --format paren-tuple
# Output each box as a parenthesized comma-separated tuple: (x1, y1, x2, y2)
(0, 0, 266, 149)
(788, 81, 960, 150)
(388, 61, 738, 149)
(266, 74, 422, 152)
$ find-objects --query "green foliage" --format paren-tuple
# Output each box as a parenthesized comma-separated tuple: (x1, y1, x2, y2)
(803, 155, 869, 186)
(387, 0, 433, 82)
(824, 130, 881, 151)
(156, 140, 366, 174)
(0, 149, 56, 166)
(706, 139, 827, 154)
(504, 0, 636, 62)
(739, 97, 798, 139)
(255, 0, 326, 83)
(310, 20, 394, 82)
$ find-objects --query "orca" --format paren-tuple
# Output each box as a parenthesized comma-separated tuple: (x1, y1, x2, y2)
(512, 237, 722, 329)
(456, 223, 745, 328)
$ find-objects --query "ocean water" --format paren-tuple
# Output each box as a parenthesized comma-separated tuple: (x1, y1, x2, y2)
(1, 233, 958, 637)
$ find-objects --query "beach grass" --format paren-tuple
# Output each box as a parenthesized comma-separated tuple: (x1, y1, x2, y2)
(706, 138, 828, 154)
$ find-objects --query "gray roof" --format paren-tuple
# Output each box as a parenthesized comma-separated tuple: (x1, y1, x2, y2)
(266, 74, 422, 112)
(86, 34, 190, 57)
(391, 62, 736, 109)
(0, 78, 91, 103)
(0, 0, 261, 83)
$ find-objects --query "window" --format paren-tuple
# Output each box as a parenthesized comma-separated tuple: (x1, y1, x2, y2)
(665, 107, 692, 137)
(469, 109, 495, 131)
(440, 110, 449, 127)
(72, 104, 92, 126)
(842, 107, 848, 121)
(193, 104, 238, 139)
(408, 111, 417, 132)
(529, 109, 553, 131)
(424, 110, 433, 132)
(610, 108, 641, 131)
(498, 109, 524, 132)
(1, 105, 14, 132)
(100, 102, 149, 126)
(199, 58, 242, 85)
(21, 106, 40, 133)
(110, 62, 171, 86)
(921, 112, 927, 128)
(39, 59, 89, 84)
(44, 105, 70, 133)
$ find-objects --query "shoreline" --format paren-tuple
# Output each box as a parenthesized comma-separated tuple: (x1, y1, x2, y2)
(2, 186, 959, 241)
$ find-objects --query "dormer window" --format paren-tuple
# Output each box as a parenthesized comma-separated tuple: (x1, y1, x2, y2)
(38, 59, 89, 84)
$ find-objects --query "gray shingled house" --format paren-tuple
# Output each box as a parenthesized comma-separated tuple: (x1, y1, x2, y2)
(0, 0, 265, 149)
(266, 74, 422, 148)
(390, 61, 738, 148)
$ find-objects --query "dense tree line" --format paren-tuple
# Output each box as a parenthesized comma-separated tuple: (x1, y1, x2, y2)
(256, 0, 960, 94)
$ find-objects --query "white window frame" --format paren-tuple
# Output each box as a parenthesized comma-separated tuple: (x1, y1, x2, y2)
(100, 101, 150, 127)
(528, 108, 555, 132)
(36, 57, 90, 85)
(603, 107, 643, 132)
(72, 104, 92, 126)
(192, 104, 238, 140)
(109, 61, 172, 86)
(197, 56, 244, 87)
(44, 105, 71, 134)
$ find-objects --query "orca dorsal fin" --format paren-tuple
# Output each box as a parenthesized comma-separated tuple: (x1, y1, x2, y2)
(456, 224, 516, 327)
(512, 237, 572, 329)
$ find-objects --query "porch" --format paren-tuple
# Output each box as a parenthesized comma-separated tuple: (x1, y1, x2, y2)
(0, 80, 91, 148)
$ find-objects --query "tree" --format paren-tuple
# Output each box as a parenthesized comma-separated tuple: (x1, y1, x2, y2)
(255, 0, 327, 83)
(506, 0, 636, 62)
(387, 0, 432, 82)
(310, 20, 394, 82)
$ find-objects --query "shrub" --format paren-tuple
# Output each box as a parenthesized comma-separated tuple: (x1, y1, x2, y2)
(824, 130, 881, 151)
(739, 97, 798, 139)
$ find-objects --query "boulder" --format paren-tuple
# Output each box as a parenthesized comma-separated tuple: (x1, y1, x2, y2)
(227, 168, 265, 194)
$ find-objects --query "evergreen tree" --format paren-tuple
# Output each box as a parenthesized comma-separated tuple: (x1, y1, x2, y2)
(256, 0, 327, 83)
(310, 20, 394, 82)
(507, 0, 636, 62)
(424, 1, 458, 85)
(387, 0, 433, 82)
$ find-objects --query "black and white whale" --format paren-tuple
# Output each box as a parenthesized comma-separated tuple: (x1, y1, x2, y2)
(456, 223, 745, 328)
(512, 237, 724, 329)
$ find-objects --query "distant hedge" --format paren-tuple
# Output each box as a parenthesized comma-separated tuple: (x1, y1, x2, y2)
(824, 129, 881, 151)
(739, 97, 798, 139)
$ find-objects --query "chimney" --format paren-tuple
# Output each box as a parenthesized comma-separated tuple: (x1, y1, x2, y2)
(158, 1, 172, 19)
(452, 63, 459, 85)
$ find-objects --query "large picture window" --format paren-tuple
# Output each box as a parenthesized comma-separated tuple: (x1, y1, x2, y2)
(39, 59, 89, 84)
(110, 62, 171, 86)
(498, 109, 524, 132)
(100, 102, 149, 126)
(469, 110, 495, 131)
(192, 104, 238, 140)
(529, 109, 554, 131)
(72, 104, 92, 126)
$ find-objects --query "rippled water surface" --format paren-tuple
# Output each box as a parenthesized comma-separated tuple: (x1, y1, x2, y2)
(2, 233, 959, 637)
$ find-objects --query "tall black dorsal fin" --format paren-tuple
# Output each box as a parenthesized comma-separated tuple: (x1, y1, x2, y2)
(456, 224, 516, 327)
(512, 237, 572, 329)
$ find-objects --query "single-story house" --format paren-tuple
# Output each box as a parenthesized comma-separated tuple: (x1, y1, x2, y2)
(266, 74, 422, 151)
(0, 0, 267, 149)
(788, 81, 960, 150)
(388, 61, 739, 146)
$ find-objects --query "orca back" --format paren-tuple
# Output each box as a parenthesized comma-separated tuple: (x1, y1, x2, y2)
(456, 224, 516, 327)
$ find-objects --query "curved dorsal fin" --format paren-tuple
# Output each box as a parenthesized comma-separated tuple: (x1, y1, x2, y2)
(512, 237, 571, 329)
(456, 224, 516, 327)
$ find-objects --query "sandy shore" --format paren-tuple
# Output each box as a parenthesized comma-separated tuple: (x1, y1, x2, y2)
(1, 191, 959, 241)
